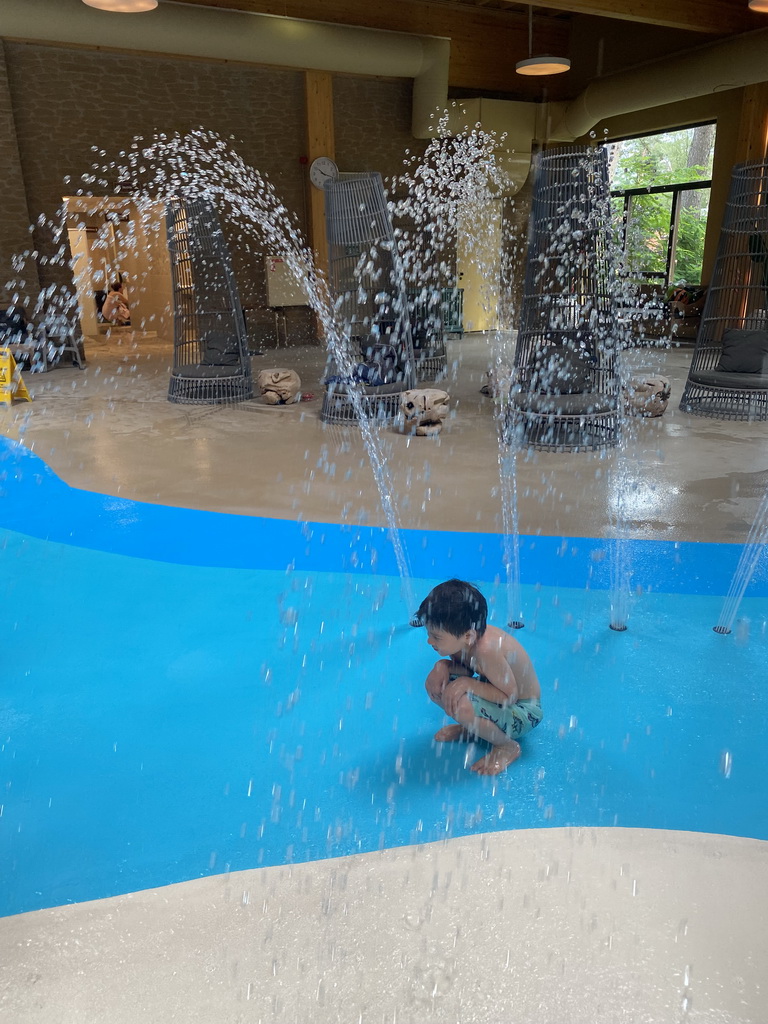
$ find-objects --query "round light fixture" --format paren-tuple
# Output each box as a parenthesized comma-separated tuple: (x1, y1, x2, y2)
(82, 0, 158, 11)
(515, 55, 571, 76)
(748, 0, 768, 10)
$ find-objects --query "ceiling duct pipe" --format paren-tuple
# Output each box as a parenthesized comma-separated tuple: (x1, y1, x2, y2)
(550, 26, 768, 141)
(0, 0, 449, 138)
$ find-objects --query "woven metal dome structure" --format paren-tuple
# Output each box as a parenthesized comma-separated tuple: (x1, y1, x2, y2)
(505, 146, 620, 452)
(408, 288, 448, 384)
(680, 159, 768, 420)
(165, 197, 252, 405)
(321, 173, 416, 423)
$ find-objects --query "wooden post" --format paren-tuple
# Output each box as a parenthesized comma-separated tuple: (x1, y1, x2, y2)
(304, 70, 335, 278)
(735, 83, 768, 164)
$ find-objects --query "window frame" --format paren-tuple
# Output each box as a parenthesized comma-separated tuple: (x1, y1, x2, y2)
(611, 179, 712, 285)
(607, 122, 715, 288)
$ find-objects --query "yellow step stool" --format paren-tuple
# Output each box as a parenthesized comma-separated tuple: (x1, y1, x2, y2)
(0, 348, 32, 406)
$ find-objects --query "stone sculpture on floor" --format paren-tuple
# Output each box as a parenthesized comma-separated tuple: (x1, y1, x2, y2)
(625, 374, 671, 417)
(400, 388, 449, 435)
(257, 368, 302, 405)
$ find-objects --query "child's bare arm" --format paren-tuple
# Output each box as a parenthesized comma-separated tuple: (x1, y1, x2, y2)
(442, 677, 474, 718)
(425, 660, 453, 702)
(448, 655, 474, 678)
(425, 658, 473, 704)
(471, 649, 519, 704)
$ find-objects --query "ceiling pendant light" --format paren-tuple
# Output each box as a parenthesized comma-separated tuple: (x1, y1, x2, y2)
(516, 6, 571, 76)
(748, 0, 768, 11)
(516, 55, 571, 75)
(82, 0, 158, 11)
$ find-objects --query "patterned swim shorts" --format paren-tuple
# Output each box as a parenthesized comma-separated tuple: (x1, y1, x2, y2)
(466, 694, 544, 739)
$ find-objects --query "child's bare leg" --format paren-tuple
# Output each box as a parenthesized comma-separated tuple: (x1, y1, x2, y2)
(428, 667, 474, 743)
(467, 719, 521, 775)
(434, 723, 471, 742)
(424, 660, 452, 705)
(452, 697, 521, 775)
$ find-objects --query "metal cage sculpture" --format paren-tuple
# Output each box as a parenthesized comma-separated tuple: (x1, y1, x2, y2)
(407, 288, 448, 384)
(321, 173, 416, 423)
(506, 146, 620, 452)
(680, 160, 768, 420)
(165, 197, 253, 404)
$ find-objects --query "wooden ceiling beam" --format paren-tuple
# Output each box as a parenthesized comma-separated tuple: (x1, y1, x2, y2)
(169, 0, 765, 93)
(173, 0, 533, 33)
(481, 0, 764, 35)
(175, 0, 765, 36)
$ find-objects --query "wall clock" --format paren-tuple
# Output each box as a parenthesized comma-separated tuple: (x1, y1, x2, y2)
(309, 156, 339, 189)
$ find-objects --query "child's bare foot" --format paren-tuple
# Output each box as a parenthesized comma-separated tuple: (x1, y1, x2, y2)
(470, 742, 521, 775)
(434, 724, 471, 743)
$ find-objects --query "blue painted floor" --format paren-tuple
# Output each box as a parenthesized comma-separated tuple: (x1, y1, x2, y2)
(1, 438, 767, 917)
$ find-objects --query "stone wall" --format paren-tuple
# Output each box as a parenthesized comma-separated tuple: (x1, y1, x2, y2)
(335, 77, 460, 328)
(333, 76, 426, 183)
(0, 43, 38, 307)
(0, 43, 439, 344)
(3, 41, 308, 332)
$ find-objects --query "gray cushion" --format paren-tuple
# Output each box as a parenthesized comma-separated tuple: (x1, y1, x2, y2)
(513, 391, 617, 415)
(173, 364, 248, 379)
(530, 345, 595, 394)
(717, 328, 768, 373)
(689, 369, 768, 391)
(201, 328, 242, 366)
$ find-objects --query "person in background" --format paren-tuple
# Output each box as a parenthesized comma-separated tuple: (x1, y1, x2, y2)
(0, 293, 27, 342)
(101, 276, 131, 326)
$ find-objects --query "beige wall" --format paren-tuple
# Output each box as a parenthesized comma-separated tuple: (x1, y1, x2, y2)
(499, 179, 534, 330)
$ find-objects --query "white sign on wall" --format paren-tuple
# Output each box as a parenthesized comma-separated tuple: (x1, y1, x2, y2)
(265, 256, 311, 307)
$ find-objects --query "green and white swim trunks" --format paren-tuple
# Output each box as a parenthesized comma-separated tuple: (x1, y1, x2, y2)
(466, 693, 544, 739)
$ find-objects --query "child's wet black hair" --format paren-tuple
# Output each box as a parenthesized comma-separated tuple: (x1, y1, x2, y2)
(416, 578, 487, 637)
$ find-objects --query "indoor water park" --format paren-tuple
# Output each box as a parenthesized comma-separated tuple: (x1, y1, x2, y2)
(1, 1, 768, 1022)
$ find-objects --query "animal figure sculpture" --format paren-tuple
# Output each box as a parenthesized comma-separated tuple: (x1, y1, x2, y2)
(625, 374, 671, 417)
(400, 388, 450, 435)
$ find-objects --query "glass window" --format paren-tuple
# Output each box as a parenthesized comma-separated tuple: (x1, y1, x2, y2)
(672, 187, 710, 284)
(626, 192, 673, 279)
(608, 124, 715, 288)
(609, 125, 714, 190)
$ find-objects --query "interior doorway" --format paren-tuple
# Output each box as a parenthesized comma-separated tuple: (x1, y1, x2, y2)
(64, 196, 174, 340)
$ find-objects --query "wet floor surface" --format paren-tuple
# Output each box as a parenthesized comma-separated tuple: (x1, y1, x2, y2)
(3, 331, 768, 544)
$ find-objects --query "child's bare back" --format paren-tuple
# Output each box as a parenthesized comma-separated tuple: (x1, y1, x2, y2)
(464, 625, 541, 703)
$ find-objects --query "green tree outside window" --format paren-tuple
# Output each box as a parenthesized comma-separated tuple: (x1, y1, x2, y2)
(609, 125, 714, 287)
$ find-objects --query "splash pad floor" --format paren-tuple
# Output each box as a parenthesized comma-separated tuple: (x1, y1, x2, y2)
(1, 472, 767, 919)
(1, 521, 767, 919)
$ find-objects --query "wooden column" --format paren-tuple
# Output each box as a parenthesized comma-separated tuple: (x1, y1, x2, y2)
(735, 82, 768, 164)
(304, 70, 335, 278)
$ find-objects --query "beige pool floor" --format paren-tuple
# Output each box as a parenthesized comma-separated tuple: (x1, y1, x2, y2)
(5, 331, 768, 543)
